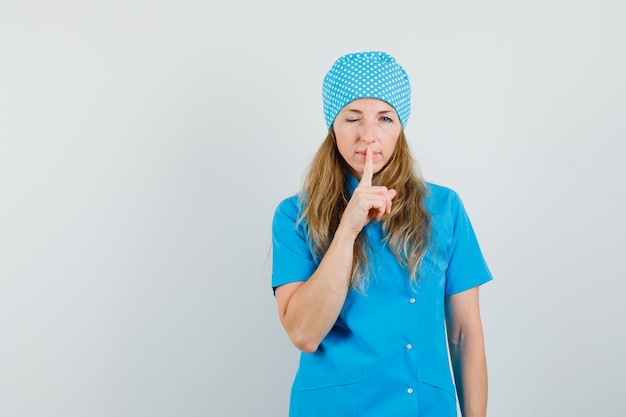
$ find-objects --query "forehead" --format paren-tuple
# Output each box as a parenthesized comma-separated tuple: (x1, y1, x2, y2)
(340, 98, 395, 112)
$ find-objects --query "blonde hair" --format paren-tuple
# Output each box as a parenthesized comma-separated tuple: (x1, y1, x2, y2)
(300, 129, 431, 291)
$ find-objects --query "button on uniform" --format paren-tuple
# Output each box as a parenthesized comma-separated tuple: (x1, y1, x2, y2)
(405, 343, 413, 350)
(409, 297, 416, 304)
(407, 388, 414, 394)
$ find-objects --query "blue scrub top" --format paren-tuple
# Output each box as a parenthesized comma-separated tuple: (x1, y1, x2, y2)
(272, 175, 493, 417)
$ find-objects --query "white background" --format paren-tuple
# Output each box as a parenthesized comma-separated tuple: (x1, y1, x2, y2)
(1, 1, 624, 416)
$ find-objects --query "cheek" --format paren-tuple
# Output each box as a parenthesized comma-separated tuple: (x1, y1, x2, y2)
(337, 146, 355, 168)
(384, 137, 400, 157)
(334, 135, 353, 158)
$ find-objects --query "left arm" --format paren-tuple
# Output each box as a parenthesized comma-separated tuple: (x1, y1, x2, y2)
(445, 286, 488, 417)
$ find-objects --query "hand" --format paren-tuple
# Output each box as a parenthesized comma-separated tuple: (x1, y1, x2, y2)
(339, 148, 397, 237)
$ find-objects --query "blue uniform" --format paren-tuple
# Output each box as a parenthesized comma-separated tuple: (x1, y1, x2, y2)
(272, 175, 493, 417)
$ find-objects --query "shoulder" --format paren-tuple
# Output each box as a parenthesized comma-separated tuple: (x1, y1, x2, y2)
(273, 194, 305, 232)
(425, 182, 459, 199)
(424, 182, 462, 214)
(274, 194, 302, 219)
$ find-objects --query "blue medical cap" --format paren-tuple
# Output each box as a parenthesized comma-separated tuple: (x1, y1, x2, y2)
(322, 51, 411, 130)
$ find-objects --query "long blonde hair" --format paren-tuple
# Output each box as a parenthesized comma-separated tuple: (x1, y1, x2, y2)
(300, 128, 431, 291)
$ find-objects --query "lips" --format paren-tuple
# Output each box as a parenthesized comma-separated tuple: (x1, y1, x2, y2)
(357, 151, 380, 159)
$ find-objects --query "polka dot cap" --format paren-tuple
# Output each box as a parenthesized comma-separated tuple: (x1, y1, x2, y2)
(322, 51, 411, 130)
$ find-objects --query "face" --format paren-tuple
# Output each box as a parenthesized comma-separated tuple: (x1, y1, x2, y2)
(333, 98, 402, 180)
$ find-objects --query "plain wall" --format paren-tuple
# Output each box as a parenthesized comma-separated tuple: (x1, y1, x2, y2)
(1, 1, 624, 416)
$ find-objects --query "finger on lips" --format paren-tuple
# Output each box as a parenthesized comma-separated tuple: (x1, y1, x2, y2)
(360, 148, 374, 186)
(356, 147, 396, 220)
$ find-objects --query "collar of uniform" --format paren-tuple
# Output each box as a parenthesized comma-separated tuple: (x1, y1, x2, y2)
(346, 173, 359, 195)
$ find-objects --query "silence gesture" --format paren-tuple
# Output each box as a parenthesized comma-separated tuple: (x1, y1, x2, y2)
(339, 148, 397, 238)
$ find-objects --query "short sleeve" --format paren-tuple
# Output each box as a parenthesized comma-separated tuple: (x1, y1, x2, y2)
(444, 192, 493, 295)
(271, 196, 317, 290)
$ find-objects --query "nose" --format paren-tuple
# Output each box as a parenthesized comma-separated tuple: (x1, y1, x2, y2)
(360, 119, 377, 143)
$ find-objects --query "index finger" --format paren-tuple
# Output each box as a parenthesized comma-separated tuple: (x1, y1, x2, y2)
(360, 148, 374, 186)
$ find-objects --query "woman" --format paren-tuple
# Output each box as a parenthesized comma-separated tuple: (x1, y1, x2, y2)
(271, 51, 493, 417)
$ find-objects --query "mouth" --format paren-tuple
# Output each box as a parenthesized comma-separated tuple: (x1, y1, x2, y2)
(357, 151, 381, 159)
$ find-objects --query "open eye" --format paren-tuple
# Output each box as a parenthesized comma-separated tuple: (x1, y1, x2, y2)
(381, 116, 394, 123)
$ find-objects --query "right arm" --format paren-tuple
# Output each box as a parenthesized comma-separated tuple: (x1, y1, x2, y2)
(275, 149, 396, 353)
(275, 225, 355, 353)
